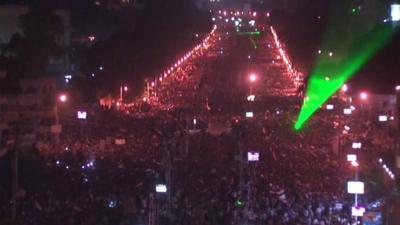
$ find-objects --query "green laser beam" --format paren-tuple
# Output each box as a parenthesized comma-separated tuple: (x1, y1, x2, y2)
(294, 1, 397, 130)
(295, 21, 395, 130)
(236, 31, 261, 36)
(249, 36, 258, 49)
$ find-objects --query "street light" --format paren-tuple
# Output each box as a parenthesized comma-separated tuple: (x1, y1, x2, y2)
(248, 74, 257, 96)
(120, 85, 128, 103)
(59, 94, 67, 102)
(249, 74, 257, 83)
(360, 92, 368, 100)
(53, 94, 68, 146)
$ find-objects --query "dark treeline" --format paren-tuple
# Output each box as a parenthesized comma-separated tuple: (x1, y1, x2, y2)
(0, 0, 212, 101)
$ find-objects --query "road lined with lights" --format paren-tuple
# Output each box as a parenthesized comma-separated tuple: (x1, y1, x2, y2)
(123, 25, 218, 112)
(4, 5, 400, 225)
(115, 9, 397, 224)
(123, 9, 304, 115)
(212, 9, 303, 99)
(123, 7, 397, 194)
(249, 26, 302, 97)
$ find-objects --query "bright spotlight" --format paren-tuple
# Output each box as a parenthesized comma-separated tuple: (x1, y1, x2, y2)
(360, 92, 368, 100)
(59, 94, 67, 102)
(249, 74, 257, 82)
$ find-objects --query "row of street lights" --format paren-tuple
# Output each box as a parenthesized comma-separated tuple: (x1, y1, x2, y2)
(142, 25, 217, 102)
(270, 26, 302, 89)
(116, 25, 218, 106)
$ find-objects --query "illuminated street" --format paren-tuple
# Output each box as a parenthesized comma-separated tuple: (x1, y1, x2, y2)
(1, 1, 400, 225)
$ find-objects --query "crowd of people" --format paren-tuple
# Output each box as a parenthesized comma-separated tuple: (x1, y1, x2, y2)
(0, 26, 395, 225)
(0, 104, 360, 225)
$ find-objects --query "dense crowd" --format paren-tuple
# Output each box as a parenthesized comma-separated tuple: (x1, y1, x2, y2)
(0, 29, 395, 225)
(0, 103, 361, 225)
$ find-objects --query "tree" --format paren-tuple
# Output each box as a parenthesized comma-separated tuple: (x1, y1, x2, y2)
(4, 9, 64, 77)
